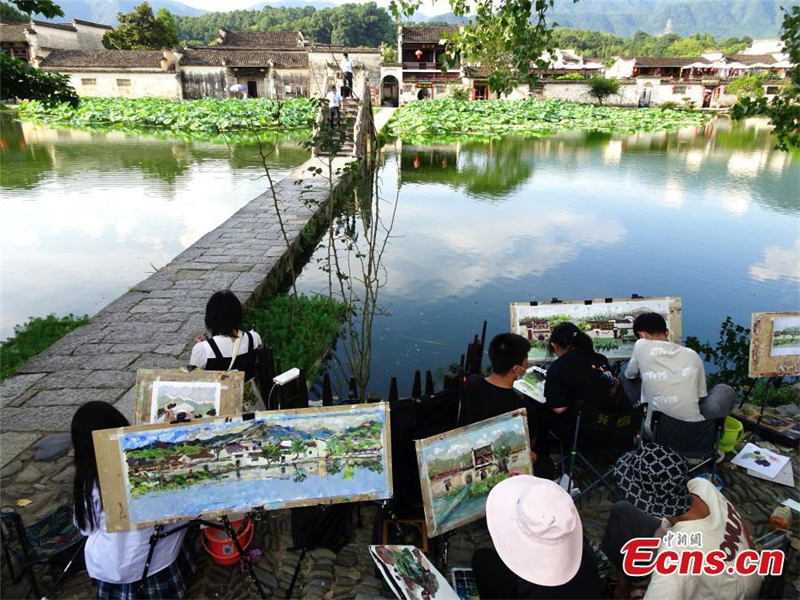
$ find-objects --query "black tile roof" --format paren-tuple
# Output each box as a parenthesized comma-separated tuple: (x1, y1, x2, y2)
(181, 47, 308, 68)
(402, 26, 458, 43)
(39, 49, 165, 69)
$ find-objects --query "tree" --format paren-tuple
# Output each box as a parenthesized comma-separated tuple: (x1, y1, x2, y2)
(587, 76, 620, 105)
(732, 5, 799, 151)
(0, 52, 78, 106)
(6, 0, 62, 18)
(289, 439, 306, 459)
(156, 7, 179, 45)
(103, 2, 179, 50)
(1, 1, 29, 22)
(727, 74, 765, 99)
(391, 0, 567, 95)
(494, 444, 511, 472)
(382, 45, 397, 63)
(260, 442, 281, 468)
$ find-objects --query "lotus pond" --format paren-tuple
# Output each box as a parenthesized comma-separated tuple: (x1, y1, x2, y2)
(384, 98, 712, 142)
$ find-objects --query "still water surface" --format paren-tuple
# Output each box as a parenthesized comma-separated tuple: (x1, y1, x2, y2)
(0, 119, 308, 339)
(295, 119, 800, 394)
(1, 117, 798, 395)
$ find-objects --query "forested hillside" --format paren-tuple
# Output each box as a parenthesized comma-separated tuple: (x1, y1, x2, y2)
(174, 2, 395, 47)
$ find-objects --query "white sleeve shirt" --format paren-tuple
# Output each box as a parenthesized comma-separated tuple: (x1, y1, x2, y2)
(189, 330, 263, 368)
(80, 487, 185, 584)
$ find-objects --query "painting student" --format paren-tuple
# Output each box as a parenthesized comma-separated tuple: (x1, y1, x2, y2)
(72, 401, 195, 599)
(190, 290, 263, 407)
(533, 321, 619, 470)
(458, 332, 537, 450)
(472, 475, 603, 598)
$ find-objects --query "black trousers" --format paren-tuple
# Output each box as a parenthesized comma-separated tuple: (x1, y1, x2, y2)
(328, 106, 340, 127)
(600, 500, 660, 572)
(343, 72, 353, 96)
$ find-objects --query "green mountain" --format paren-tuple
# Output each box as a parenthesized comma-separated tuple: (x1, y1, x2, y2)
(547, 0, 791, 38)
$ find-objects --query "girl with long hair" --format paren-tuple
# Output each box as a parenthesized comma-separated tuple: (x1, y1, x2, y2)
(72, 401, 194, 599)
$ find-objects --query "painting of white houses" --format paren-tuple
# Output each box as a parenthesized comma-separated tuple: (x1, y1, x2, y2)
(416, 409, 532, 537)
(510, 297, 682, 362)
(94, 403, 393, 531)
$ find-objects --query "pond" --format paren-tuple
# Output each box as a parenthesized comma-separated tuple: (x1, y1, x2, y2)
(295, 118, 800, 396)
(0, 117, 309, 339)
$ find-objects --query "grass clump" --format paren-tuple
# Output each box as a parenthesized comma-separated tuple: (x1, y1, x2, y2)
(247, 294, 346, 380)
(1, 313, 88, 380)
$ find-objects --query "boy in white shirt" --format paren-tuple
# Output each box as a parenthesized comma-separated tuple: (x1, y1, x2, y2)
(624, 312, 735, 435)
(325, 85, 341, 127)
(339, 52, 354, 97)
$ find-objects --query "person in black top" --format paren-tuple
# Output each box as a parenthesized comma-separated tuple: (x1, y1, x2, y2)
(458, 333, 535, 432)
(534, 322, 614, 457)
(473, 475, 603, 599)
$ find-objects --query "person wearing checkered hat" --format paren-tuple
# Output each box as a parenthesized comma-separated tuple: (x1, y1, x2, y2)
(601, 444, 761, 599)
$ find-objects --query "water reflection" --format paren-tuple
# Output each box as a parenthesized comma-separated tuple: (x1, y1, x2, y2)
(397, 118, 799, 213)
(297, 119, 799, 396)
(0, 118, 308, 338)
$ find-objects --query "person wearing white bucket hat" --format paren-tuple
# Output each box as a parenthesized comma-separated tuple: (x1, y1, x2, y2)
(473, 475, 602, 598)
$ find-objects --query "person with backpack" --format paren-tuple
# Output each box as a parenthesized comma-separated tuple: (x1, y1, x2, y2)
(190, 290, 263, 407)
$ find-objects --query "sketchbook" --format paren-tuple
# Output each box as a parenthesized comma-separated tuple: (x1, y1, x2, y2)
(730, 442, 790, 480)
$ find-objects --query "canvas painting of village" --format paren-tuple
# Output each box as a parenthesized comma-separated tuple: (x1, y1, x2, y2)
(509, 297, 682, 362)
(150, 381, 220, 423)
(749, 312, 800, 377)
(133, 369, 244, 425)
(94, 403, 392, 531)
(415, 409, 532, 537)
(770, 315, 800, 357)
(369, 545, 459, 600)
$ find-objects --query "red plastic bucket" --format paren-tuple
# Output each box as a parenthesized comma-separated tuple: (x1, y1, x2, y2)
(201, 519, 254, 566)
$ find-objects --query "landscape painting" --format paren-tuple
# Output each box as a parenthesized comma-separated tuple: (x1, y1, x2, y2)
(416, 409, 532, 537)
(510, 296, 682, 362)
(770, 315, 800, 357)
(133, 369, 244, 425)
(151, 381, 220, 423)
(94, 403, 392, 531)
(369, 545, 458, 600)
(749, 312, 800, 377)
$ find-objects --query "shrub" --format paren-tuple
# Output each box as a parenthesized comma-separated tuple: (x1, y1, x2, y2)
(727, 74, 766, 99)
(556, 73, 586, 80)
(449, 85, 471, 100)
(1, 314, 89, 380)
(587, 76, 620, 106)
(246, 294, 346, 380)
(659, 101, 681, 110)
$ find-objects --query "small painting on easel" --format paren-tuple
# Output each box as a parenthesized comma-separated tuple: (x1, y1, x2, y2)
(748, 312, 800, 377)
(133, 369, 244, 425)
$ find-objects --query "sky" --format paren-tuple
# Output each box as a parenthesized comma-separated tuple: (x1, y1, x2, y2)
(178, 0, 453, 17)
